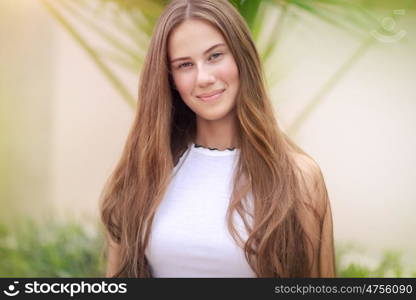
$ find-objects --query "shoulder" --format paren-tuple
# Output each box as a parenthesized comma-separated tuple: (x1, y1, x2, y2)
(290, 151, 329, 217)
(291, 152, 322, 180)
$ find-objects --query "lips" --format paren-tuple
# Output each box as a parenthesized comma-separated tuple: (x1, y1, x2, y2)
(197, 89, 225, 101)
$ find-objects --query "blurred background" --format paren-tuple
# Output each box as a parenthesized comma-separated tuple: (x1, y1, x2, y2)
(0, 0, 415, 277)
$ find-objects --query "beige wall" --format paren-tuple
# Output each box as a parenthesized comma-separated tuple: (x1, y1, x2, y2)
(2, 1, 415, 270)
(0, 0, 54, 222)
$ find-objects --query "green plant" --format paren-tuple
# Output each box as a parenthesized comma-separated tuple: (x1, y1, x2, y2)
(1, 217, 414, 277)
(0, 217, 105, 277)
(40, 0, 391, 135)
(335, 242, 413, 278)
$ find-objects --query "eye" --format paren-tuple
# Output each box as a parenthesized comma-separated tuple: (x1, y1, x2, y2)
(178, 62, 192, 69)
(209, 52, 223, 60)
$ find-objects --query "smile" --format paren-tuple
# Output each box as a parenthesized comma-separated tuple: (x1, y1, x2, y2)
(197, 89, 225, 102)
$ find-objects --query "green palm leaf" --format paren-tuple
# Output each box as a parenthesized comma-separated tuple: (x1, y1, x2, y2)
(41, 0, 396, 131)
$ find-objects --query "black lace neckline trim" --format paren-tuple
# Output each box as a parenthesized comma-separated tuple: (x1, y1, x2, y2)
(194, 143, 236, 152)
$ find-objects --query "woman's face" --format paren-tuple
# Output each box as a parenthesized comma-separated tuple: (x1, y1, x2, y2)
(168, 18, 240, 122)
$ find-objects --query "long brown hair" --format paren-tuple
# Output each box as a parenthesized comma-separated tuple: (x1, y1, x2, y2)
(100, 0, 327, 277)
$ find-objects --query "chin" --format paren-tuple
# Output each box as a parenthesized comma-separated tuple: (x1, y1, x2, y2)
(196, 109, 236, 122)
(198, 115, 226, 122)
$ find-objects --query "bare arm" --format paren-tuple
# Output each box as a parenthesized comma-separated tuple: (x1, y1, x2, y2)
(294, 153, 336, 277)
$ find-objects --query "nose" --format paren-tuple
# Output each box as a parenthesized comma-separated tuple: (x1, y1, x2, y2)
(196, 63, 215, 88)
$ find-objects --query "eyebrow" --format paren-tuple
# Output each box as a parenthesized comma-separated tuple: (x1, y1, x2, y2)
(170, 43, 226, 64)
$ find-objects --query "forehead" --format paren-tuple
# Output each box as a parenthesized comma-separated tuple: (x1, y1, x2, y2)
(168, 18, 226, 59)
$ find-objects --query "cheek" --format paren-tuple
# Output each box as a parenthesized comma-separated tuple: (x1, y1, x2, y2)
(219, 58, 239, 86)
(174, 75, 194, 97)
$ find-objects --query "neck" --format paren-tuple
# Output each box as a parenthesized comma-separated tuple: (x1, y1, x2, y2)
(195, 112, 238, 150)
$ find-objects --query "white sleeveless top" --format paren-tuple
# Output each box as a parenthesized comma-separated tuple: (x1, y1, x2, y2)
(145, 143, 256, 277)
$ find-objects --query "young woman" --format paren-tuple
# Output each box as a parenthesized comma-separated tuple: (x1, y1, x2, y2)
(100, 0, 336, 278)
